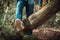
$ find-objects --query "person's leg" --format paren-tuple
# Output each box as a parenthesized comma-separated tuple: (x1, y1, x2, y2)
(26, 0, 34, 17)
(24, 0, 34, 35)
(15, 0, 25, 31)
(40, 0, 43, 7)
(36, 0, 41, 6)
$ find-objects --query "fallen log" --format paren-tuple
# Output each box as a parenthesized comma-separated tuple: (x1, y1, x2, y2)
(32, 28, 60, 40)
(23, 0, 60, 30)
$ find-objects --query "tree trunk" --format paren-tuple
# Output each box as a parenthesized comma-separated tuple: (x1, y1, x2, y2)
(23, 0, 60, 30)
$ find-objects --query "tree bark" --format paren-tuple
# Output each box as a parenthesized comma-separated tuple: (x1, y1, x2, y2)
(23, 0, 60, 30)
(32, 28, 60, 40)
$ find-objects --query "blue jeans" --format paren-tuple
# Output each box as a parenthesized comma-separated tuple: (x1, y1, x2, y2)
(36, 0, 41, 6)
(16, 0, 34, 20)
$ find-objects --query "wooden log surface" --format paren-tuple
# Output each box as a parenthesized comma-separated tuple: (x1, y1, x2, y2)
(23, 0, 60, 30)
(32, 28, 60, 40)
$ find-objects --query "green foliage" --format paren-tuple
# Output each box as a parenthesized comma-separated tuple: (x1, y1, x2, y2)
(23, 35, 38, 40)
(0, 0, 16, 35)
